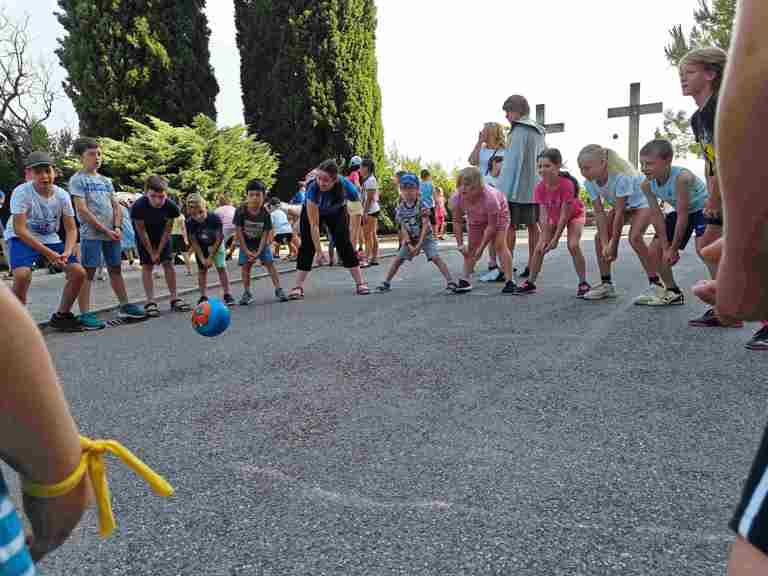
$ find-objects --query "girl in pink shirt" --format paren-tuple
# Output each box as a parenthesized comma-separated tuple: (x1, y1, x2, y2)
(515, 148, 589, 296)
(451, 166, 515, 293)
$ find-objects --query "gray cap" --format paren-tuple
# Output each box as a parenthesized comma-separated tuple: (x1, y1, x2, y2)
(25, 151, 54, 169)
(350, 155, 362, 167)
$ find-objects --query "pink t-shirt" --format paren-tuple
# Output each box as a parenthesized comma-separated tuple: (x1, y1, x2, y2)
(452, 184, 508, 229)
(348, 171, 361, 188)
(534, 177, 585, 226)
(214, 205, 237, 237)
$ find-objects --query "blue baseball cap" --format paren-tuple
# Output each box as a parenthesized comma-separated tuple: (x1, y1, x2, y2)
(399, 173, 419, 188)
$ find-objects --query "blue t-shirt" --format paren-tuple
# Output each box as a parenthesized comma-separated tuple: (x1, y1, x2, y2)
(305, 177, 359, 216)
(68, 172, 115, 241)
(0, 472, 36, 575)
(584, 173, 648, 210)
(4, 183, 75, 244)
(290, 190, 306, 205)
(648, 166, 708, 213)
(419, 181, 435, 209)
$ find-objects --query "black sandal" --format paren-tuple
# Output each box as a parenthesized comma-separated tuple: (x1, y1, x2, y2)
(356, 283, 371, 295)
(145, 302, 160, 317)
(170, 298, 191, 312)
(288, 286, 305, 300)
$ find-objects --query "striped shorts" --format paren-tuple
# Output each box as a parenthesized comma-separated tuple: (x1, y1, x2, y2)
(731, 423, 768, 555)
(0, 474, 35, 575)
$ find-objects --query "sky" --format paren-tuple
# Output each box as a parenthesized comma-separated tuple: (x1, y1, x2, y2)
(7, 0, 703, 173)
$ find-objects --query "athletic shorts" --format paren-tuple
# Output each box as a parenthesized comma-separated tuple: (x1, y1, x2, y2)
(80, 238, 122, 268)
(508, 202, 540, 226)
(197, 245, 226, 270)
(274, 233, 293, 246)
(171, 234, 188, 253)
(238, 245, 274, 266)
(347, 201, 363, 217)
(704, 213, 724, 227)
(398, 237, 439, 261)
(137, 239, 173, 266)
(663, 210, 706, 251)
(367, 210, 381, 219)
(730, 422, 768, 556)
(8, 238, 78, 270)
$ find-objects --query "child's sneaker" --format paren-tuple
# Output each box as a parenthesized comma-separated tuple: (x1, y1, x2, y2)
(513, 280, 535, 295)
(50, 312, 85, 332)
(519, 266, 530, 279)
(239, 291, 253, 306)
(642, 288, 685, 306)
(275, 287, 288, 302)
(223, 293, 236, 307)
(480, 266, 501, 282)
(77, 312, 106, 331)
(582, 283, 616, 301)
(502, 280, 518, 294)
(454, 279, 472, 293)
(446, 281, 458, 293)
(119, 303, 146, 319)
(376, 281, 392, 293)
(197, 295, 209, 305)
(577, 282, 592, 298)
(746, 326, 768, 351)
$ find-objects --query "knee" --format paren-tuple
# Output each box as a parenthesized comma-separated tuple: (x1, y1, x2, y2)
(629, 234, 644, 251)
(68, 263, 86, 281)
(567, 241, 580, 255)
(13, 268, 31, 284)
(108, 265, 122, 276)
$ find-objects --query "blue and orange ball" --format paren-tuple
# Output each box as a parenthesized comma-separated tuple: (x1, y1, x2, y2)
(191, 298, 231, 337)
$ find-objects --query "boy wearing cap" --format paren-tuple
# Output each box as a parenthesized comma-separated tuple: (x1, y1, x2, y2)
(69, 138, 145, 330)
(5, 152, 86, 331)
(377, 173, 457, 293)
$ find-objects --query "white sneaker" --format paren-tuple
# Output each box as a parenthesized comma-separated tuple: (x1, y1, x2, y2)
(634, 285, 664, 306)
(582, 283, 617, 301)
(641, 288, 685, 307)
(479, 268, 501, 282)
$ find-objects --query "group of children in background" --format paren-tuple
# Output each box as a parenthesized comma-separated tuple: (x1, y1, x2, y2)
(2, 46, 763, 350)
(1, 138, 302, 331)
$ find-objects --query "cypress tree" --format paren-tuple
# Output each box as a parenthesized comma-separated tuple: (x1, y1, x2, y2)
(234, 0, 384, 197)
(56, 0, 219, 139)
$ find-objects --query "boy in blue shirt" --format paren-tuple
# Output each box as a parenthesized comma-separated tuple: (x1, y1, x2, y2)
(69, 138, 145, 330)
(637, 139, 709, 307)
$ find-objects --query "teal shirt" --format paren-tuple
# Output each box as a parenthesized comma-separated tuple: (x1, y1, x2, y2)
(649, 166, 708, 213)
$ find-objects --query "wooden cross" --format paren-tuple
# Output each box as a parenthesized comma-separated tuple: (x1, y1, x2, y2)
(535, 104, 565, 134)
(607, 83, 663, 168)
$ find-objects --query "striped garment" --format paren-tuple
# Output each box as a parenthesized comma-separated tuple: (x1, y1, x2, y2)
(0, 472, 35, 576)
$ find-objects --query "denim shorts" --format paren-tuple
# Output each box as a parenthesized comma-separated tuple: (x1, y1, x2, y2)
(398, 237, 439, 261)
(239, 245, 274, 266)
(80, 238, 122, 268)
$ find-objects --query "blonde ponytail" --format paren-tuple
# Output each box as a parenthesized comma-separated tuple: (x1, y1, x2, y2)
(578, 144, 639, 177)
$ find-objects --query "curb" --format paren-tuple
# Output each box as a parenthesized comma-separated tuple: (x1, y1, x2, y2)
(35, 249, 403, 329)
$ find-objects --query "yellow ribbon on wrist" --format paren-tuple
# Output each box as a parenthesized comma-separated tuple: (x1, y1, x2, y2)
(22, 436, 174, 538)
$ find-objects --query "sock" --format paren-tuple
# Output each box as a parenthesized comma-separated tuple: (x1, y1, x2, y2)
(601, 274, 612, 285)
(648, 275, 662, 286)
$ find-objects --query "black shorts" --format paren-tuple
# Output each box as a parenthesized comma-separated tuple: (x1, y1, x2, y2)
(704, 213, 724, 227)
(170, 234, 188, 253)
(730, 423, 768, 556)
(137, 240, 172, 266)
(367, 210, 381, 219)
(274, 233, 293, 245)
(662, 210, 706, 251)
(508, 202, 540, 226)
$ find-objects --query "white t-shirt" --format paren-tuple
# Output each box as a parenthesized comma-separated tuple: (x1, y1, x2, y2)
(584, 173, 648, 209)
(5, 183, 75, 244)
(362, 175, 380, 214)
(270, 208, 293, 235)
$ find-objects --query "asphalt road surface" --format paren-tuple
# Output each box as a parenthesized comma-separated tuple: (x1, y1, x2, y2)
(25, 239, 767, 575)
